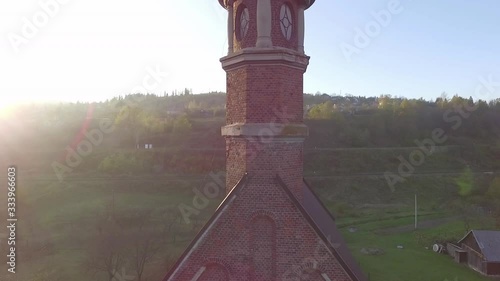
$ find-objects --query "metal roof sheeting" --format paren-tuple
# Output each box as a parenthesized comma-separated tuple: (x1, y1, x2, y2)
(472, 230, 500, 262)
(459, 230, 500, 262)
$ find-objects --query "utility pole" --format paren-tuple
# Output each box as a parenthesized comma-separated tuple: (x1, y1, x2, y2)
(112, 187, 115, 219)
(415, 191, 418, 230)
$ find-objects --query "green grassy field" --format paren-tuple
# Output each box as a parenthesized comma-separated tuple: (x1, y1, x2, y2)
(0, 173, 220, 281)
(0, 171, 496, 281)
(339, 217, 494, 281)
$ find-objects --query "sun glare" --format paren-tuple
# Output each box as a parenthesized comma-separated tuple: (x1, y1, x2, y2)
(0, 97, 24, 119)
(0, 104, 16, 119)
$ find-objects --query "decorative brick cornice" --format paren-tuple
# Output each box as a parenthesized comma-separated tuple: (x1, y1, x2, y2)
(222, 123, 309, 139)
(220, 47, 310, 71)
(218, 0, 315, 10)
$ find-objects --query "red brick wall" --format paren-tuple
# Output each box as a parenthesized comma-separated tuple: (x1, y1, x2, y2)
(250, 215, 276, 279)
(225, 137, 247, 193)
(225, 60, 306, 196)
(168, 180, 354, 281)
(245, 140, 303, 199)
(225, 137, 304, 198)
(226, 67, 248, 125)
(199, 263, 229, 281)
(225, 2, 307, 197)
(300, 269, 325, 280)
(226, 64, 304, 124)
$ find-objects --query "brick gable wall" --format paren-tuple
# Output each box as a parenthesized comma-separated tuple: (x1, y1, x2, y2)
(168, 179, 354, 281)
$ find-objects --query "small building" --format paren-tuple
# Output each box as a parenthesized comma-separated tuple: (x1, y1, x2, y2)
(448, 230, 500, 276)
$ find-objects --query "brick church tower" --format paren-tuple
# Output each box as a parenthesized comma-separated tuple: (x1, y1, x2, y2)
(164, 1, 367, 280)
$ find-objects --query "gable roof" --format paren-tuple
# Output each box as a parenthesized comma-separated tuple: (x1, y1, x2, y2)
(163, 174, 249, 281)
(277, 177, 367, 281)
(300, 178, 367, 281)
(163, 174, 367, 281)
(459, 230, 500, 262)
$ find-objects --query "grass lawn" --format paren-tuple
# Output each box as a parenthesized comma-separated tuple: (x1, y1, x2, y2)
(0, 173, 218, 281)
(1, 171, 497, 281)
(340, 218, 494, 281)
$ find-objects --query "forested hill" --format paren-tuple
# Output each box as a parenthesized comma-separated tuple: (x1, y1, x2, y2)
(3, 92, 500, 142)
(1, 92, 499, 174)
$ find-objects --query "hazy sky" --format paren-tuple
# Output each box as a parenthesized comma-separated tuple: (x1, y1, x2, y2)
(1, 0, 500, 108)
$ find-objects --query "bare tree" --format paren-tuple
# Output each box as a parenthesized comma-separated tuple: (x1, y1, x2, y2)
(27, 262, 65, 281)
(84, 205, 179, 281)
(84, 215, 127, 281)
(127, 210, 164, 281)
(159, 207, 181, 243)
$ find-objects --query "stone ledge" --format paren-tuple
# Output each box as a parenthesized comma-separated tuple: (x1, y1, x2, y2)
(222, 123, 308, 138)
(220, 47, 310, 71)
